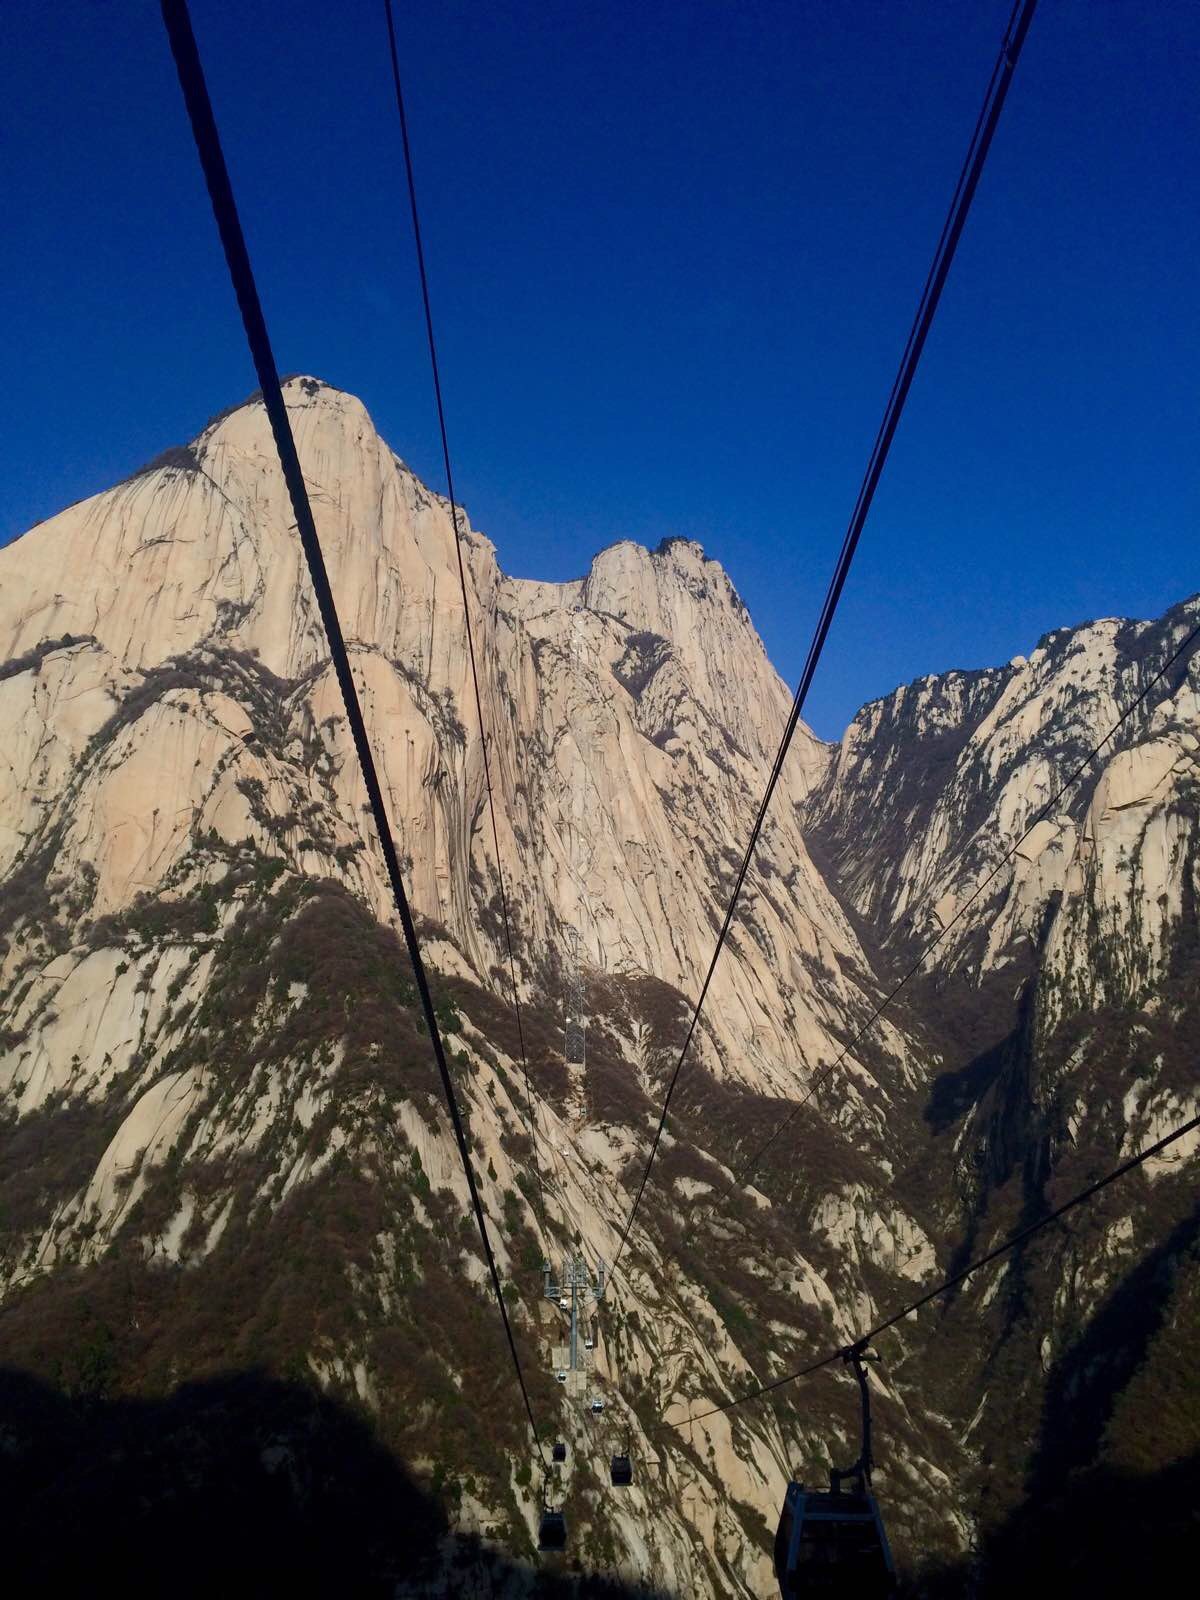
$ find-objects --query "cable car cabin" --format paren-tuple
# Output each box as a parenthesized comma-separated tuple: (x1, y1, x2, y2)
(538, 1510, 567, 1553)
(552, 1442, 567, 1463)
(774, 1483, 895, 1598)
(610, 1454, 633, 1487)
(590, 1398, 605, 1414)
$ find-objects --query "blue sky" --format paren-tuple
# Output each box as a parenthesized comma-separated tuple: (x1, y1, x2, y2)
(3, 0, 1196, 739)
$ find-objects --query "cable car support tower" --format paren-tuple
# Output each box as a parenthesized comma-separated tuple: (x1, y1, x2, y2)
(541, 604, 611, 1402)
(543, 1253, 607, 1399)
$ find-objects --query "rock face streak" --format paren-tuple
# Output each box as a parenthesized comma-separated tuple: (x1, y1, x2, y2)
(1, 380, 1196, 1595)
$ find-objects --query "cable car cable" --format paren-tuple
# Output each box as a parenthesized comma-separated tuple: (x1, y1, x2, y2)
(159, 0, 549, 1467)
(683, 1107, 1200, 1424)
(610, 0, 1039, 1279)
(687, 607, 1200, 1235)
(380, 0, 550, 1247)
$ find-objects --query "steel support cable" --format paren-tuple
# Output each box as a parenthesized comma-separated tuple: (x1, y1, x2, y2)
(849, 0, 1023, 538)
(380, 0, 550, 1248)
(692, 608, 1200, 1231)
(610, 0, 1039, 1279)
(160, 0, 548, 1466)
(683, 1108, 1200, 1424)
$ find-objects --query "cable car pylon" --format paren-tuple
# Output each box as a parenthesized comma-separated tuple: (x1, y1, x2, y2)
(545, 1252, 606, 1399)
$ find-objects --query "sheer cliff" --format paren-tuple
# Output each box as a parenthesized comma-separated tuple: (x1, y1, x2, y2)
(0, 379, 1195, 1595)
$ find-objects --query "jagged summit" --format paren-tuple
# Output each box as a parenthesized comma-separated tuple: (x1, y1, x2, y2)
(194, 372, 337, 435)
(1, 378, 1196, 1595)
(808, 592, 1200, 986)
(0, 378, 836, 1083)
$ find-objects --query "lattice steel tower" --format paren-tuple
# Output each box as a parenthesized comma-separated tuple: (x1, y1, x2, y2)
(543, 1252, 607, 1397)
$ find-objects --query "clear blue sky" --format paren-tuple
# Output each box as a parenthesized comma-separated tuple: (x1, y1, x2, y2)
(3, 1, 1196, 739)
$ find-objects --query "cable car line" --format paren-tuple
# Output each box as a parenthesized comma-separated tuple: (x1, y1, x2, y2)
(686, 607, 1200, 1239)
(159, 0, 548, 1467)
(610, 0, 1039, 1280)
(381, 0, 550, 1246)
(682, 1107, 1200, 1424)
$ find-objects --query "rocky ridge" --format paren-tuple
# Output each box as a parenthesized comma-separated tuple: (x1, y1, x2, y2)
(0, 378, 1195, 1595)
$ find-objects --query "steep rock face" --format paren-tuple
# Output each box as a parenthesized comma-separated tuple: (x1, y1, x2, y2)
(0, 381, 945, 1597)
(0, 380, 867, 1102)
(0, 379, 1195, 1596)
(806, 599, 1200, 1004)
(805, 595, 1200, 1587)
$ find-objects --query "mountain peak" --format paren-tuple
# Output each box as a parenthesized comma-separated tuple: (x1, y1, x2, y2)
(1, 376, 1196, 1595)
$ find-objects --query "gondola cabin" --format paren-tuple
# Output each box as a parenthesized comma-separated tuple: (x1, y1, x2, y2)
(538, 1510, 567, 1553)
(610, 1454, 633, 1486)
(774, 1482, 894, 1597)
(552, 1442, 567, 1463)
